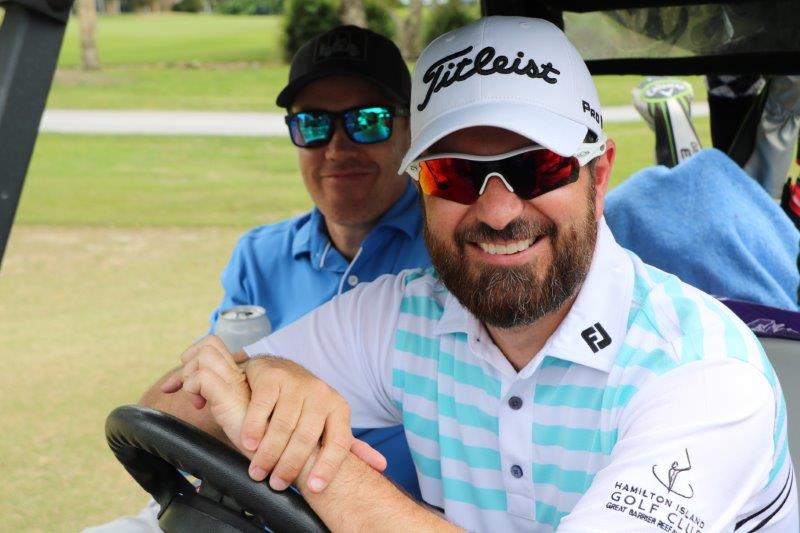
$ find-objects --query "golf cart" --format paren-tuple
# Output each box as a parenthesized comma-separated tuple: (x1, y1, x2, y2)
(1, 0, 798, 530)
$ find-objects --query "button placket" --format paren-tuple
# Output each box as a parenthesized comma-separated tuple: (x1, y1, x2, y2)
(498, 381, 535, 519)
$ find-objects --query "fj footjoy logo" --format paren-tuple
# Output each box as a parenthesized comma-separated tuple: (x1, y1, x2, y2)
(417, 46, 561, 111)
(581, 322, 611, 353)
(652, 449, 694, 499)
(314, 30, 367, 63)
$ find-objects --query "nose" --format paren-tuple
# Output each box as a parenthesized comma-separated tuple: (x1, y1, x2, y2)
(473, 175, 525, 230)
(324, 119, 359, 161)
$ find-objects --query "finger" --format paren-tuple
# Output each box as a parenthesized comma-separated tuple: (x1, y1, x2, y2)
(240, 374, 280, 453)
(249, 393, 303, 484)
(180, 372, 209, 410)
(186, 346, 247, 410)
(350, 439, 387, 472)
(161, 371, 183, 394)
(232, 350, 249, 364)
(196, 346, 245, 384)
(180, 334, 230, 365)
(188, 391, 207, 410)
(272, 401, 328, 492)
(183, 369, 248, 449)
(306, 405, 354, 493)
(180, 345, 241, 398)
(180, 355, 200, 384)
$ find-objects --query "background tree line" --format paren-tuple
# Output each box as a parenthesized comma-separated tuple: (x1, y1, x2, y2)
(76, 0, 478, 70)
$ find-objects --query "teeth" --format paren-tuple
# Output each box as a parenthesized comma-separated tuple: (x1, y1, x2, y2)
(478, 238, 536, 255)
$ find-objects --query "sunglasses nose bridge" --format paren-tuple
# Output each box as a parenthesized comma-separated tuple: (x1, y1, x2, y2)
(477, 172, 515, 196)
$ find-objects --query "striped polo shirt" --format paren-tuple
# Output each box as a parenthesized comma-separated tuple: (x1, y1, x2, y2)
(246, 219, 797, 532)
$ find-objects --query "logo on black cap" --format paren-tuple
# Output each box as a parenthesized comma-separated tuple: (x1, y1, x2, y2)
(314, 28, 367, 63)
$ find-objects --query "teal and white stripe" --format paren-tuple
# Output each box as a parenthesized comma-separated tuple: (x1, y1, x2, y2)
(384, 225, 790, 532)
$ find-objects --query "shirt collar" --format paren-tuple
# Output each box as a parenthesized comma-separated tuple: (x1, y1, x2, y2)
(536, 218, 633, 373)
(433, 218, 633, 374)
(369, 179, 421, 240)
(291, 179, 420, 260)
(291, 208, 323, 259)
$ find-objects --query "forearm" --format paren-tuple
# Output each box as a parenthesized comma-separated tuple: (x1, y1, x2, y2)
(297, 453, 461, 533)
(138, 366, 228, 443)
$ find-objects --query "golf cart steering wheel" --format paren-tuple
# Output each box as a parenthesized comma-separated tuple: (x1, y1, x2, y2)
(105, 405, 328, 533)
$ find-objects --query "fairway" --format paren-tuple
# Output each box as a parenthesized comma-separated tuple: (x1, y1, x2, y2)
(58, 13, 284, 67)
(48, 13, 708, 111)
(16, 119, 712, 228)
(18, 135, 312, 227)
(0, 226, 241, 531)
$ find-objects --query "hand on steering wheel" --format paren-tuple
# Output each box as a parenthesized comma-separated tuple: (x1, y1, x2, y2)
(106, 405, 328, 533)
(161, 335, 386, 494)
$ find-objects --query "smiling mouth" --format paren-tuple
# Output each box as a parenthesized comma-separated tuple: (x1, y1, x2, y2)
(322, 169, 373, 179)
(476, 236, 541, 255)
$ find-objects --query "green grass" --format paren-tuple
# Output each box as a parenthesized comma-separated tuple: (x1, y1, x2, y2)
(0, 225, 241, 532)
(17, 120, 710, 228)
(595, 75, 707, 108)
(47, 13, 707, 111)
(18, 135, 313, 227)
(49, 65, 289, 111)
(58, 13, 283, 68)
(47, 67, 707, 111)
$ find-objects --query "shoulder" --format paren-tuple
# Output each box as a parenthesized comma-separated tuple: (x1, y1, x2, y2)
(349, 267, 438, 300)
(235, 212, 312, 249)
(619, 252, 769, 375)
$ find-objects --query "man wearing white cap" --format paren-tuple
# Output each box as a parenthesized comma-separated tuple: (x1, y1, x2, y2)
(164, 17, 797, 531)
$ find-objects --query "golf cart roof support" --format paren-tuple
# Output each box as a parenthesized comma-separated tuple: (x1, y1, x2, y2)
(480, 0, 800, 75)
(0, 0, 72, 268)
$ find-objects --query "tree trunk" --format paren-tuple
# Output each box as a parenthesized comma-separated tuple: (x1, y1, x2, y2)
(78, 0, 100, 70)
(340, 0, 366, 27)
(401, 0, 423, 60)
(106, 0, 120, 14)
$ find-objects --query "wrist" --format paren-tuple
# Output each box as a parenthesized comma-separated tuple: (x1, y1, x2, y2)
(296, 449, 367, 497)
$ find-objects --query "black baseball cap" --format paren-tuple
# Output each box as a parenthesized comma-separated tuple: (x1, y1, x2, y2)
(276, 25, 411, 109)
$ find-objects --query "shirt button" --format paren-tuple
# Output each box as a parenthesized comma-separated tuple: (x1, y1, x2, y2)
(508, 396, 523, 410)
(347, 275, 359, 286)
(510, 464, 524, 478)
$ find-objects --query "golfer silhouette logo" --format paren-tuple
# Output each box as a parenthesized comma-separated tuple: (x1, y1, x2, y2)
(652, 448, 695, 498)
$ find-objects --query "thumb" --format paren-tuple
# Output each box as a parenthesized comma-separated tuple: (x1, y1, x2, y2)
(350, 439, 387, 472)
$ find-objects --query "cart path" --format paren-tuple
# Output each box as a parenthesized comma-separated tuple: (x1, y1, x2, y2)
(40, 103, 710, 136)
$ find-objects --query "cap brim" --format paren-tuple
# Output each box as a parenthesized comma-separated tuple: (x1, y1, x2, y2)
(398, 101, 589, 173)
(276, 67, 409, 108)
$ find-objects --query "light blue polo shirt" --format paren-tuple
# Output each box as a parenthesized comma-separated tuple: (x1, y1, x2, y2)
(209, 180, 429, 498)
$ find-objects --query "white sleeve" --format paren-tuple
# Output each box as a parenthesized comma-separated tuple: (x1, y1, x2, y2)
(558, 359, 776, 532)
(243, 272, 406, 428)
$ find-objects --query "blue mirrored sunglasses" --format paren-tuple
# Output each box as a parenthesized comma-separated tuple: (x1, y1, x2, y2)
(285, 105, 409, 148)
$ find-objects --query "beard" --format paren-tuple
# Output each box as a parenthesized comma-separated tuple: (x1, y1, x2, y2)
(424, 183, 598, 329)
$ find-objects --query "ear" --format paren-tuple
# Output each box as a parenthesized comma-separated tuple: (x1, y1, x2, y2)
(590, 138, 616, 221)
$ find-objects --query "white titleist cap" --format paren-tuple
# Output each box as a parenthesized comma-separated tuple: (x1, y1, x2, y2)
(399, 16, 603, 172)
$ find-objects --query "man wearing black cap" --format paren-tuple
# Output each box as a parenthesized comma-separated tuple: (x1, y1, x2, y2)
(96, 25, 427, 532)
(150, 25, 427, 494)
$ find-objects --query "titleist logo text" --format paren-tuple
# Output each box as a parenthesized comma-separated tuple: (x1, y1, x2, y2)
(417, 46, 561, 111)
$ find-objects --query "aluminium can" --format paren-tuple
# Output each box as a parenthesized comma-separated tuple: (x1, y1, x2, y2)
(214, 305, 271, 353)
